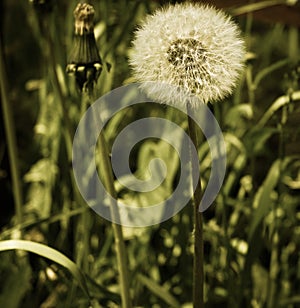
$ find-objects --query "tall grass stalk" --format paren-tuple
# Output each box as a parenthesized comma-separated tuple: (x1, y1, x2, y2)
(231, 0, 295, 16)
(267, 104, 287, 307)
(268, 25, 298, 306)
(0, 35, 23, 230)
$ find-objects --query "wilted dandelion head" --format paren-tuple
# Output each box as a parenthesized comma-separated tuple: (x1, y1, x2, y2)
(66, 3, 102, 93)
(129, 3, 245, 107)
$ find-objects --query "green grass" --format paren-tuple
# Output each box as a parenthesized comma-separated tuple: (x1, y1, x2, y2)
(0, 0, 300, 307)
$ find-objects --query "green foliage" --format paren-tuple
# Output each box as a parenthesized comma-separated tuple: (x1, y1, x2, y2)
(0, 240, 91, 301)
(0, 0, 300, 307)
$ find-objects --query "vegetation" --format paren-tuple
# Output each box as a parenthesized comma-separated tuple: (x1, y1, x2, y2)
(0, 0, 299, 307)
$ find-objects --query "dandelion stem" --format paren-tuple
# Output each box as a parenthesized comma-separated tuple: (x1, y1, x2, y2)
(91, 106, 132, 308)
(66, 3, 131, 305)
(187, 103, 204, 308)
(0, 35, 23, 230)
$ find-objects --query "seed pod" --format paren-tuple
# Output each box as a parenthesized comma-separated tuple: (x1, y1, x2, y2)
(66, 3, 102, 92)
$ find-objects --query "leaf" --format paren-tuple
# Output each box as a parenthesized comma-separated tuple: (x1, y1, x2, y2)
(248, 160, 280, 242)
(245, 127, 278, 155)
(0, 240, 91, 302)
(257, 91, 300, 128)
(24, 158, 58, 218)
(222, 133, 248, 196)
(225, 104, 253, 136)
(225, 104, 254, 124)
(240, 157, 299, 307)
(252, 263, 268, 305)
(231, 1, 297, 16)
(279, 296, 300, 306)
(248, 157, 297, 241)
(253, 59, 290, 89)
(137, 273, 181, 308)
(0, 256, 32, 308)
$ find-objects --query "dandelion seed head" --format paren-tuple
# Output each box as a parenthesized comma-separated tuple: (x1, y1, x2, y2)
(130, 3, 245, 107)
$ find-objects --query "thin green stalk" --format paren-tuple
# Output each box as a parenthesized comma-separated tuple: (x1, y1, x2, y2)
(0, 206, 88, 240)
(267, 102, 287, 307)
(253, 59, 290, 90)
(244, 10, 253, 49)
(267, 232, 279, 308)
(64, 2, 131, 304)
(246, 64, 256, 200)
(91, 106, 132, 308)
(77, 93, 94, 273)
(187, 103, 204, 308)
(45, 12, 131, 305)
(288, 26, 298, 64)
(257, 91, 300, 128)
(0, 35, 23, 229)
(231, 0, 295, 16)
(246, 64, 255, 107)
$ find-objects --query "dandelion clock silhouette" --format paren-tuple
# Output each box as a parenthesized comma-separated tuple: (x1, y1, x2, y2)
(130, 3, 245, 106)
(129, 3, 245, 307)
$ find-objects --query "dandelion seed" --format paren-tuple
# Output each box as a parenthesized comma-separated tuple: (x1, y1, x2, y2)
(129, 3, 245, 107)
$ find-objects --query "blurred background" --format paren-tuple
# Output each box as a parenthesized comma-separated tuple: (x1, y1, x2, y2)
(0, 0, 300, 307)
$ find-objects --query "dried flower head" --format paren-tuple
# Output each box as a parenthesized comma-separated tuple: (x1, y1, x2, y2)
(130, 3, 245, 107)
(66, 3, 102, 92)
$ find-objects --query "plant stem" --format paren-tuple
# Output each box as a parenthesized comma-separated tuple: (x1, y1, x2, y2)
(0, 35, 23, 229)
(45, 13, 131, 306)
(267, 103, 287, 307)
(91, 109, 132, 308)
(231, 0, 292, 16)
(187, 103, 204, 308)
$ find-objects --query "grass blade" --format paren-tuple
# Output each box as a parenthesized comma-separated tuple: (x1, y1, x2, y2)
(231, 0, 296, 16)
(0, 240, 91, 302)
(248, 160, 280, 242)
(248, 156, 297, 242)
(257, 91, 300, 128)
(137, 273, 181, 307)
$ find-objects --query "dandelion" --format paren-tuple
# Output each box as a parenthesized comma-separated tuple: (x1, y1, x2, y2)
(130, 3, 245, 307)
(130, 3, 245, 107)
(66, 3, 102, 92)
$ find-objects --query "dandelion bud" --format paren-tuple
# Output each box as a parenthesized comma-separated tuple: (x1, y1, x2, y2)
(66, 3, 102, 92)
(130, 3, 245, 108)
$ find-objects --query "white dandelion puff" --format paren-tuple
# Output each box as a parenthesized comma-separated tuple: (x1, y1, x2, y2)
(129, 3, 245, 108)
